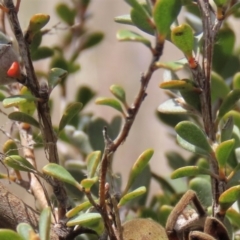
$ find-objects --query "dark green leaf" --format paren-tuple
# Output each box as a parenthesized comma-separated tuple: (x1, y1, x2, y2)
(8, 112, 40, 128)
(42, 163, 82, 190)
(153, 0, 182, 40)
(217, 89, 240, 121)
(59, 102, 83, 132)
(4, 155, 36, 172)
(48, 68, 68, 91)
(81, 32, 104, 50)
(130, 8, 154, 35)
(56, 3, 76, 25)
(189, 177, 212, 207)
(166, 151, 186, 170)
(175, 121, 212, 155)
(31, 46, 54, 61)
(75, 86, 96, 109)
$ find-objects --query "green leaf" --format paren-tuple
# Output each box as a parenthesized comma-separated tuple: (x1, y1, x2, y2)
(130, 8, 154, 35)
(233, 72, 240, 89)
(116, 29, 151, 48)
(3, 139, 19, 155)
(66, 200, 98, 218)
(31, 46, 54, 61)
(27, 14, 50, 33)
(171, 166, 211, 179)
(216, 139, 235, 168)
(189, 177, 212, 207)
(81, 176, 98, 191)
(217, 89, 240, 121)
(95, 97, 124, 114)
(153, 0, 182, 41)
(3, 95, 36, 108)
(123, 149, 154, 195)
(118, 186, 146, 207)
(56, 3, 76, 25)
(114, 14, 133, 25)
(81, 32, 104, 50)
(0, 229, 24, 240)
(39, 207, 51, 240)
(176, 135, 210, 156)
(159, 205, 173, 227)
(58, 102, 83, 132)
(17, 223, 34, 240)
(160, 79, 197, 91)
(42, 163, 82, 190)
(171, 24, 194, 59)
(175, 121, 212, 155)
(223, 111, 240, 131)
(48, 68, 68, 91)
(75, 86, 96, 109)
(19, 87, 36, 116)
(219, 185, 240, 212)
(67, 213, 102, 227)
(109, 84, 126, 103)
(166, 151, 186, 170)
(125, 0, 150, 18)
(86, 151, 101, 178)
(8, 112, 40, 128)
(4, 155, 36, 172)
(226, 208, 240, 228)
(211, 71, 230, 103)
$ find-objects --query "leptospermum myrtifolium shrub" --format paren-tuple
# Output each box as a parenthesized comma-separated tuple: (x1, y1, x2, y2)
(0, 0, 240, 239)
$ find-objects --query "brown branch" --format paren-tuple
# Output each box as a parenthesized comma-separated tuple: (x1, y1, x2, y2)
(97, 39, 164, 239)
(3, 0, 68, 219)
(196, 0, 226, 219)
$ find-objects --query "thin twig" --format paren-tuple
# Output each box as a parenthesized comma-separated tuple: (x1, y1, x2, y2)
(3, 0, 68, 221)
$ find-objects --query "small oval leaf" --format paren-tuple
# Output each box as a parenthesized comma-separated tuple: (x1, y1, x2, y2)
(80, 32, 104, 51)
(58, 102, 83, 132)
(123, 149, 154, 195)
(171, 24, 194, 59)
(153, 0, 182, 41)
(114, 14, 133, 25)
(31, 46, 54, 61)
(67, 213, 101, 227)
(95, 97, 123, 114)
(175, 121, 212, 154)
(81, 177, 98, 191)
(86, 151, 101, 178)
(116, 29, 151, 48)
(48, 68, 68, 91)
(4, 155, 36, 172)
(3, 139, 19, 155)
(118, 186, 146, 208)
(8, 112, 40, 128)
(3, 95, 36, 108)
(217, 89, 240, 121)
(42, 163, 81, 190)
(219, 185, 240, 212)
(216, 139, 235, 168)
(109, 85, 126, 104)
(171, 166, 211, 179)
